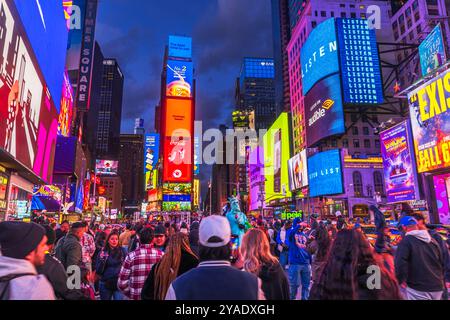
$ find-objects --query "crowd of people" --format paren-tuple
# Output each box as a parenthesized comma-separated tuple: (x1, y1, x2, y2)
(0, 204, 449, 300)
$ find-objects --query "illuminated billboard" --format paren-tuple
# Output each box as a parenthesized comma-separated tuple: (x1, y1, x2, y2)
(301, 18, 339, 95)
(304, 74, 345, 147)
(308, 149, 344, 198)
(264, 113, 292, 204)
(336, 18, 383, 105)
(162, 201, 191, 212)
(193, 179, 200, 207)
(168, 35, 192, 59)
(95, 160, 118, 176)
(164, 98, 193, 137)
(163, 137, 192, 182)
(166, 60, 193, 98)
(58, 71, 74, 137)
(194, 135, 200, 176)
(419, 23, 447, 77)
(249, 146, 265, 211)
(288, 150, 308, 191)
(0, 0, 59, 183)
(14, 0, 68, 112)
(163, 194, 191, 202)
(162, 183, 192, 194)
(144, 133, 160, 190)
(380, 121, 419, 203)
(408, 68, 450, 173)
(66, 0, 87, 71)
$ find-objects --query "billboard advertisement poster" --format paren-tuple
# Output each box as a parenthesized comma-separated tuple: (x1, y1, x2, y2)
(304, 74, 345, 147)
(58, 71, 74, 137)
(168, 35, 192, 59)
(0, 0, 59, 183)
(264, 113, 291, 204)
(408, 68, 450, 173)
(144, 133, 160, 190)
(288, 150, 309, 191)
(95, 160, 118, 176)
(301, 18, 339, 96)
(66, 0, 87, 71)
(194, 135, 200, 176)
(193, 179, 200, 207)
(14, 0, 68, 113)
(336, 18, 383, 105)
(162, 183, 192, 195)
(419, 23, 447, 77)
(163, 137, 192, 183)
(380, 121, 419, 203)
(162, 201, 191, 212)
(166, 60, 193, 98)
(249, 146, 265, 211)
(164, 98, 193, 137)
(307, 149, 344, 198)
(432, 173, 450, 225)
(163, 194, 191, 202)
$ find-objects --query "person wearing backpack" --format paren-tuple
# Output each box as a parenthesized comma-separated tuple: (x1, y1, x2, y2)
(0, 221, 55, 300)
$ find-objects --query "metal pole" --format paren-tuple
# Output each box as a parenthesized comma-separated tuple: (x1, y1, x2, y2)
(209, 178, 212, 215)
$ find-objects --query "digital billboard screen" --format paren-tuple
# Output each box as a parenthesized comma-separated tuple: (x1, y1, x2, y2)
(163, 194, 191, 202)
(193, 178, 200, 207)
(308, 149, 343, 198)
(58, 71, 74, 137)
(95, 160, 118, 176)
(264, 113, 291, 204)
(162, 183, 192, 194)
(14, 0, 68, 113)
(194, 135, 200, 176)
(408, 68, 450, 173)
(336, 18, 383, 105)
(301, 18, 339, 95)
(0, 0, 59, 183)
(249, 146, 265, 211)
(304, 74, 345, 147)
(380, 121, 419, 203)
(163, 137, 192, 182)
(168, 35, 192, 58)
(288, 150, 308, 191)
(144, 133, 160, 190)
(164, 98, 193, 137)
(166, 60, 193, 98)
(162, 201, 191, 212)
(419, 23, 447, 77)
(66, 0, 87, 71)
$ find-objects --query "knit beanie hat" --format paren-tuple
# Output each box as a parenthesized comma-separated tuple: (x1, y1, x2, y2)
(0, 221, 46, 259)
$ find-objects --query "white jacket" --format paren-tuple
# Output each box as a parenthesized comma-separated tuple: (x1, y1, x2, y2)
(0, 256, 55, 300)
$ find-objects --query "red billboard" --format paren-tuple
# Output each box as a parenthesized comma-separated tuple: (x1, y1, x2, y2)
(0, 0, 59, 183)
(163, 137, 192, 182)
(57, 71, 74, 137)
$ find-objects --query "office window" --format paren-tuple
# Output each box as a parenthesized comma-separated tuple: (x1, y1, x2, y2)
(374, 171, 384, 195)
(321, 11, 326, 17)
(352, 127, 359, 135)
(361, 13, 366, 19)
(375, 139, 381, 149)
(353, 139, 360, 148)
(341, 12, 346, 18)
(315, 10, 318, 17)
(353, 171, 364, 197)
(312, 21, 317, 28)
(414, 11, 420, 22)
(331, 11, 335, 17)
(351, 12, 356, 18)
(416, 24, 422, 34)
(413, 0, 419, 10)
(340, 4, 345, 8)
(405, 7, 412, 17)
(350, 4, 355, 8)
(364, 139, 371, 148)
(343, 139, 349, 148)
(363, 127, 370, 135)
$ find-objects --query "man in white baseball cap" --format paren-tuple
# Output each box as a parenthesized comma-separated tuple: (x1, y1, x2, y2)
(165, 215, 265, 300)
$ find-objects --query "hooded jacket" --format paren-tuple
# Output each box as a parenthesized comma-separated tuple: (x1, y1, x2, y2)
(395, 230, 444, 292)
(0, 256, 55, 300)
(257, 262, 290, 300)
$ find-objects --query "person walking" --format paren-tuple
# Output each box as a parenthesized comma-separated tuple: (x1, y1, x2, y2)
(0, 221, 55, 300)
(165, 215, 265, 300)
(395, 216, 445, 300)
(141, 232, 199, 300)
(153, 224, 168, 252)
(81, 221, 96, 274)
(119, 223, 134, 253)
(306, 224, 331, 283)
(55, 220, 69, 244)
(96, 231, 127, 300)
(241, 228, 289, 300)
(276, 221, 291, 271)
(118, 228, 164, 300)
(55, 222, 87, 276)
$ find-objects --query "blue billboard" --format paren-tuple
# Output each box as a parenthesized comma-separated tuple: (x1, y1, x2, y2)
(336, 18, 383, 105)
(241, 58, 275, 79)
(66, 0, 87, 71)
(168, 35, 192, 58)
(145, 133, 160, 190)
(304, 74, 345, 147)
(166, 60, 193, 98)
(163, 194, 191, 202)
(308, 149, 344, 197)
(419, 23, 447, 77)
(301, 18, 339, 95)
(14, 0, 69, 112)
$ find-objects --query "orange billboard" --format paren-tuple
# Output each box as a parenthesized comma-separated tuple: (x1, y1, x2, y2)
(164, 98, 193, 137)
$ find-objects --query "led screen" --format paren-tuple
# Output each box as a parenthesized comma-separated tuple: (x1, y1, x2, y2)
(144, 133, 160, 190)
(304, 74, 345, 147)
(166, 60, 193, 98)
(164, 98, 193, 137)
(249, 146, 265, 211)
(168, 35, 192, 58)
(163, 137, 192, 183)
(163, 194, 191, 202)
(336, 18, 383, 104)
(65, 0, 87, 71)
(301, 18, 339, 95)
(193, 178, 200, 207)
(194, 135, 200, 176)
(288, 150, 308, 191)
(419, 23, 447, 77)
(58, 70, 74, 137)
(0, 0, 59, 183)
(162, 183, 192, 194)
(95, 160, 118, 176)
(308, 149, 343, 197)
(162, 201, 191, 212)
(408, 68, 450, 173)
(380, 121, 419, 203)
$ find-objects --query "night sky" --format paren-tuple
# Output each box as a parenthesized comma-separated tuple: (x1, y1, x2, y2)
(95, 0, 273, 203)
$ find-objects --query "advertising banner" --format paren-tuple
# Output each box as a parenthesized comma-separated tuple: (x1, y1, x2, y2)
(168, 35, 192, 59)
(194, 135, 200, 176)
(166, 60, 193, 98)
(308, 149, 343, 198)
(288, 150, 308, 191)
(95, 160, 118, 176)
(163, 137, 192, 182)
(0, 0, 59, 183)
(58, 71, 74, 137)
(163, 194, 191, 202)
(380, 121, 419, 203)
(301, 18, 339, 95)
(304, 74, 345, 147)
(419, 23, 447, 77)
(162, 183, 192, 194)
(144, 133, 160, 190)
(164, 98, 193, 137)
(66, 0, 87, 71)
(162, 201, 191, 212)
(193, 179, 200, 207)
(249, 146, 265, 211)
(408, 68, 450, 173)
(336, 18, 383, 105)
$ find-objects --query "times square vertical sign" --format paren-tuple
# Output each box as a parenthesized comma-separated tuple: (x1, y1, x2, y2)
(76, 0, 98, 111)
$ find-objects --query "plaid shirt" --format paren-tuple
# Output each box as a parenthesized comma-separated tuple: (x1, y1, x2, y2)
(118, 244, 163, 300)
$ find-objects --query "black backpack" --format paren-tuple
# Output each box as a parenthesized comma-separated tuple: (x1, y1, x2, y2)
(0, 274, 34, 300)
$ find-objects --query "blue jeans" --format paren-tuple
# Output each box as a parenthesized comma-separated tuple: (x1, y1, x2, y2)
(99, 281, 124, 301)
(288, 264, 311, 300)
(279, 251, 289, 270)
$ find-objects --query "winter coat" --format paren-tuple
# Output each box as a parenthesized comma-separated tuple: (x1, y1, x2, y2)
(95, 247, 127, 282)
(0, 256, 55, 300)
(256, 262, 289, 300)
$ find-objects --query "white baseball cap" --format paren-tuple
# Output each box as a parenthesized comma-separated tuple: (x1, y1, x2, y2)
(199, 215, 231, 247)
